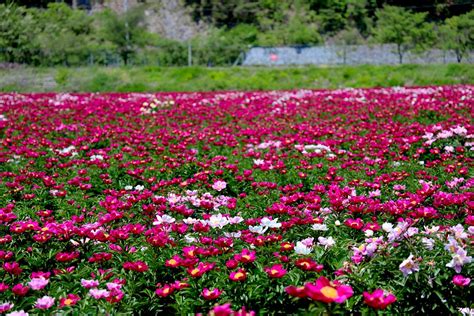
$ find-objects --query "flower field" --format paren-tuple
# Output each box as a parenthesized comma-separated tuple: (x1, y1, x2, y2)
(0, 86, 472, 315)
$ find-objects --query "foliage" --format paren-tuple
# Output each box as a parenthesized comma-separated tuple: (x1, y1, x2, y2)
(0, 4, 40, 64)
(35, 3, 94, 66)
(95, 6, 150, 65)
(439, 10, 474, 62)
(374, 5, 435, 63)
(0, 2, 472, 67)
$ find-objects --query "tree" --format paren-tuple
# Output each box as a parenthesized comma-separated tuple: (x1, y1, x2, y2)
(97, 6, 149, 65)
(35, 3, 93, 65)
(374, 5, 434, 64)
(332, 27, 364, 64)
(0, 4, 40, 64)
(439, 10, 474, 62)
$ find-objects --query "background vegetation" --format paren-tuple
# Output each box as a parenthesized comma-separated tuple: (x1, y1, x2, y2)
(1, 0, 473, 66)
(1, 64, 472, 92)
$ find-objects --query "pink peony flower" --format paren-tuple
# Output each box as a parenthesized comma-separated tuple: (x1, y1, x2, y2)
(212, 180, 227, 192)
(81, 279, 99, 289)
(35, 296, 55, 310)
(6, 311, 28, 316)
(0, 303, 14, 313)
(28, 277, 49, 290)
(89, 288, 110, 299)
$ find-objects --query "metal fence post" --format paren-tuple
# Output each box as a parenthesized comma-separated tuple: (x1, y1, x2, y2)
(188, 43, 192, 66)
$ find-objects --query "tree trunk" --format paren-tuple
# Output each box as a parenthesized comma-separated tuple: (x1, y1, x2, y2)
(397, 44, 403, 64)
(72, 0, 78, 9)
(455, 49, 462, 63)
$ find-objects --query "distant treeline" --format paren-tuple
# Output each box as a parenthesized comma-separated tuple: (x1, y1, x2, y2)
(1, 1, 473, 66)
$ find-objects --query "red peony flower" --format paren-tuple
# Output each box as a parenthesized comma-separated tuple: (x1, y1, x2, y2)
(59, 294, 81, 308)
(229, 269, 247, 282)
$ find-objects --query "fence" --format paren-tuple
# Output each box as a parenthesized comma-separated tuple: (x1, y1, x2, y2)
(243, 44, 474, 66)
(1, 44, 472, 67)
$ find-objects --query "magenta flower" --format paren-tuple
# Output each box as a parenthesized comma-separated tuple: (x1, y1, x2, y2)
(363, 289, 397, 309)
(264, 264, 287, 278)
(304, 276, 353, 303)
(209, 303, 233, 316)
(201, 288, 222, 300)
(452, 275, 471, 287)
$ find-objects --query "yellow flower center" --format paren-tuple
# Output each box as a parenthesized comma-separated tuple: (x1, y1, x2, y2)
(168, 259, 177, 265)
(234, 272, 244, 279)
(271, 269, 279, 275)
(321, 286, 338, 299)
(191, 268, 200, 275)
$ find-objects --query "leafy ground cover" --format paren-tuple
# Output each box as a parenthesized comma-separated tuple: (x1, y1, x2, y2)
(1, 64, 473, 93)
(0, 86, 472, 315)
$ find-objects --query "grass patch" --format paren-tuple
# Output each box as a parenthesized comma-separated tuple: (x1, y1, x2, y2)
(0, 64, 472, 93)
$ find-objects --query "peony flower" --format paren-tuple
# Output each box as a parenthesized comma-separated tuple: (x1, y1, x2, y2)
(35, 296, 55, 310)
(209, 303, 233, 316)
(294, 242, 312, 255)
(59, 294, 81, 308)
(6, 311, 28, 316)
(318, 236, 335, 249)
(155, 285, 174, 297)
(81, 279, 99, 289)
(235, 249, 256, 264)
(399, 254, 419, 277)
(153, 214, 176, 225)
(344, 218, 363, 230)
(295, 258, 323, 272)
(11, 284, 29, 296)
(446, 248, 472, 273)
(89, 288, 109, 299)
(261, 217, 281, 229)
(452, 275, 471, 287)
(229, 269, 247, 282)
(285, 285, 307, 298)
(311, 224, 328, 231)
(201, 288, 222, 300)
(0, 303, 14, 313)
(304, 276, 353, 303)
(212, 180, 227, 191)
(363, 289, 397, 309)
(264, 264, 287, 278)
(122, 260, 149, 272)
(208, 214, 229, 229)
(28, 277, 49, 290)
(249, 225, 268, 235)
